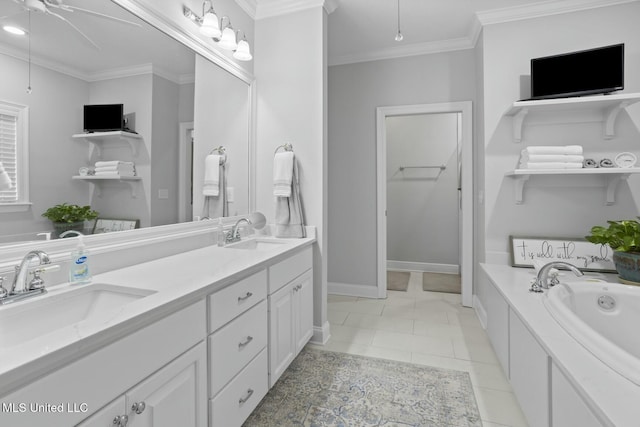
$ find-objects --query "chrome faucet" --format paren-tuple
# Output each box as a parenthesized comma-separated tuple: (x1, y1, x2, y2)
(530, 261, 583, 293)
(226, 218, 252, 244)
(0, 250, 57, 304)
(59, 230, 84, 238)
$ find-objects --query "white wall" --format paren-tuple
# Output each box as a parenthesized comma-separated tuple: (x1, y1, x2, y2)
(254, 7, 328, 342)
(328, 50, 476, 293)
(0, 54, 90, 237)
(386, 113, 459, 269)
(481, 2, 640, 265)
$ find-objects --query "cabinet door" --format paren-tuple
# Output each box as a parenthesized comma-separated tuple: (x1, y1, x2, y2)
(268, 283, 294, 387)
(294, 270, 314, 352)
(509, 309, 549, 427)
(76, 396, 126, 427)
(126, 342, 207, 427)
(551, 362, 603, 427)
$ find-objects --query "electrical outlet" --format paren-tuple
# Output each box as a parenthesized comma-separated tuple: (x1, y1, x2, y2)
(158, 189, 169, 199)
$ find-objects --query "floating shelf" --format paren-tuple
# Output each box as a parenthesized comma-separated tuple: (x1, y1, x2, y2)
(73, 175, 142, 198)
(72, 131, 142, 158)
(504, 167, 640, 205)
(505, 93, 640, 142)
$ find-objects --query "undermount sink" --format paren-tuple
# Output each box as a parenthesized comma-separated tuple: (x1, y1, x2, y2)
(0, 283, 156, 348)
(225, 238, 287, 250)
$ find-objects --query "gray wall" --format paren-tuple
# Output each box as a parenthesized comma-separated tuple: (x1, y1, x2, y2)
(328, 50, 476, 293)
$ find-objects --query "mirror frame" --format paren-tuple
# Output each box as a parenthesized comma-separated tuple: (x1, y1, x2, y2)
(0, 0, 256, 255)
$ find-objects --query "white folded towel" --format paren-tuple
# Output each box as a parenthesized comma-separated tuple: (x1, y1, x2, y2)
(273, 151, 294, 197)
(520, 162, 583, 169)
(520, 154, 584, 163)
(95, 165, 136, 173)
(95, 161, 135, 168)
(522, 145, 583, 155)
(203, 155, 222, 196)
(0, 162, 11, 190)
(95, 170, 137, 177)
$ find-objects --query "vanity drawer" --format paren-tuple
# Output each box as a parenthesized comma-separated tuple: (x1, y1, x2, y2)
(268, 246, 312, 294)
(209, 300, 267, 396)
(209, 269, 267, 332)
(210, 349, 268, 427)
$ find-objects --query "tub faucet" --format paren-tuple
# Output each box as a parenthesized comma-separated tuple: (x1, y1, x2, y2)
(530, 261, 583, 293)
(227, 218, 252, 244)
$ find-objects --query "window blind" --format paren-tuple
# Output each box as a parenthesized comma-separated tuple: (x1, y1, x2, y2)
(0, 112, 18, 202)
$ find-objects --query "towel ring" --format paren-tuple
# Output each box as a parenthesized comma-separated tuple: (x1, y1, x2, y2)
(209, 146, 226, 165)
(274, 143, 293, 155)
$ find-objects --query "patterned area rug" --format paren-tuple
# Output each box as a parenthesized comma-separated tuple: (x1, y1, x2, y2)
(423, 272, 461, 294)
(244, 347, 481, 427)
(387, 270, 411, 291)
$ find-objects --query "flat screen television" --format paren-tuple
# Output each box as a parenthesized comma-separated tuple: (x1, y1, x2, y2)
(83, 104, 124, 132)
(530, 43, 624, 100)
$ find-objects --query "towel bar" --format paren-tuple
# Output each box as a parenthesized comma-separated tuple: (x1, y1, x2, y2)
(399, 165, 446, 171)
(209, 146, 226, 165)
(274, 143, 293, 155)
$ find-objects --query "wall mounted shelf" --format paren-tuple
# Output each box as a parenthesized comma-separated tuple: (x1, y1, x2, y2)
(73, 175, 142, 198)
(505, 93, 640, 142)
(72, 131, 142, 158)
(505, 168, 640, 205)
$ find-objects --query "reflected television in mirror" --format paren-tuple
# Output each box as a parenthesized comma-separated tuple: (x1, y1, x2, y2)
(83, 104, 124, 132)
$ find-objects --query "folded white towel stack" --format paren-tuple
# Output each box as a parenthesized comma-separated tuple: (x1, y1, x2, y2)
(519, 146, 584, 169)
(93, 161, 136, 177)
(203, 155, 222, 196)
(0, 162, 11, 190)
(273, 151, 294, 197)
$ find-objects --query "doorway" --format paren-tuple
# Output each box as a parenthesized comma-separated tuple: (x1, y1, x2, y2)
(376, 102, 473, 307)
(178, 121, 194, 223)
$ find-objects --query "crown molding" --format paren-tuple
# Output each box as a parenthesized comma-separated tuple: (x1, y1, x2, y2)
(235, 0, 257, 19)
(254, 0, 337, 20)
(476, 0, 639, 25)
(329, 37, 474, 67)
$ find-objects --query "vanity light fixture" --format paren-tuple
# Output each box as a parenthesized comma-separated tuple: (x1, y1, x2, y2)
(394, 0, 403, 42)
(233, 31, 252, 61)
(3, 25, 27, 36)
(183, 1, 251, 61)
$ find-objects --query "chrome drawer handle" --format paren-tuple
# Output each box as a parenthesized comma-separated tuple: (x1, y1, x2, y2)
(238, 291, 253, 302)
(131, 401, 146, 414)
(238, 336, 253, 348)
(239, 388, 254, 405)
(113, 415, 128, 427)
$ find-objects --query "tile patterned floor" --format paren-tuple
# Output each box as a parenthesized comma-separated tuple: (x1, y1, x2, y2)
(311, 271, 529, 427)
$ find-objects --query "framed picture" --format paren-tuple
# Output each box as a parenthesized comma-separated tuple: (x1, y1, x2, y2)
(93, 218, 140, 234)
(509, 236, 616, 272)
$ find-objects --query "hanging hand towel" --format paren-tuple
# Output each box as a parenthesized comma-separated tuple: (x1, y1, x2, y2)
(275, 160, 306, 238)
(203, 154, 222, 196)
(273, 151, 294, 197)
(0, 162, 11, 190)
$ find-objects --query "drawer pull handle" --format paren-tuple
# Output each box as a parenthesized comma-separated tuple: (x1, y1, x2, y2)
(238, 292, 253, 302)
(238, 336, 254, 348)
(239, 388, 254, 405)
(113, 415, 129, 427)
(131, 401, 146, 414)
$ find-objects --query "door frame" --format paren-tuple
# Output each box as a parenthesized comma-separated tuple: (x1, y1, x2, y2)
(375, 101, 473, 306)
(178, 121, 194, 223)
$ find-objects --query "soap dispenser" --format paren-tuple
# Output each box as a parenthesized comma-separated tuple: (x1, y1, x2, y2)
(69, 235, 91, 285)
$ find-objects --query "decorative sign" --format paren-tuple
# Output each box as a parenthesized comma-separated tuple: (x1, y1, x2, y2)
(509, 236, 616, 272)
(93, 218, 140, 234)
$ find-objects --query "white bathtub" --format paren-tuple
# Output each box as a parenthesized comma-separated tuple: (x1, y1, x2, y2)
(543, 279, 640, 385)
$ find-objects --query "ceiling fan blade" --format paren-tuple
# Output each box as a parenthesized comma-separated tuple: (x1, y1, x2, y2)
(62, 5, 141, 27)
(45, 9, 99, 50)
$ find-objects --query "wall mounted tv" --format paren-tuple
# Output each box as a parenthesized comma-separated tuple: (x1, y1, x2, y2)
(83, 104, 124, 132)
(530, 43, 624, 100)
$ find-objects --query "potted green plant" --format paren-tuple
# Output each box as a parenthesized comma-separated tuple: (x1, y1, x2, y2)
(42, 203, 99, 236)
(586, 218, 640, 285)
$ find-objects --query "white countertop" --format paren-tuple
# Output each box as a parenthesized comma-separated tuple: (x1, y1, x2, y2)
(0, 234, 315, 397)
(480, 264, 640, 427)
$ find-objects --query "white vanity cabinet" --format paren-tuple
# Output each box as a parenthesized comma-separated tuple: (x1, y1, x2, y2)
(268, 247, 313, 387)
(207, 270, 269, 427)
(0, 301, 207, 427)
(78, 342, 207, 427)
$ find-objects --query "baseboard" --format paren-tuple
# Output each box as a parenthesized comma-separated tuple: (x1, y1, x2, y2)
(387, 260, 459, 274)
(310, 321, 331, 345)
(327, 282, 381, 299)
(473, 294, 487, 329)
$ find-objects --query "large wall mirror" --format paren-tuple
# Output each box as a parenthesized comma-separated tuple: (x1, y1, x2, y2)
(0, 0, 252, 245)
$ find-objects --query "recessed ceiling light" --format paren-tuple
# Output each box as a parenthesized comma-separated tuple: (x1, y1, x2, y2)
(3, 26, 27, 36)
